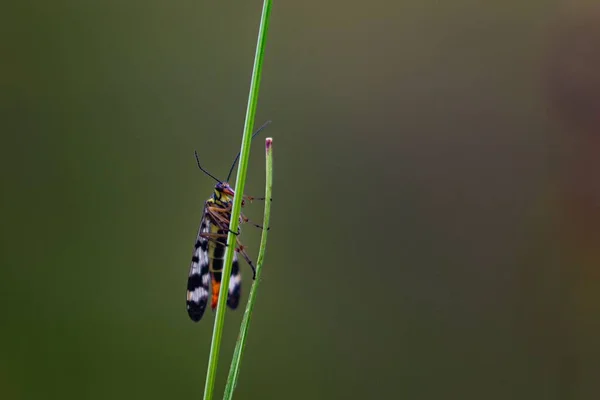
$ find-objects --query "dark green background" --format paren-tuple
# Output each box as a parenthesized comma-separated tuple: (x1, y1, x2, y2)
(2, 1, 598, 399)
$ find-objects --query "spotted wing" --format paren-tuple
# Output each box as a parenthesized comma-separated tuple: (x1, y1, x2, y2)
(186, 203, 211, 322)
(227, 253, 241, 309)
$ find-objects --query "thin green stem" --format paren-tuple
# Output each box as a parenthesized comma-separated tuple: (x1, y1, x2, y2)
(202, 1, 272, 400)
(223, 138, 273, 400)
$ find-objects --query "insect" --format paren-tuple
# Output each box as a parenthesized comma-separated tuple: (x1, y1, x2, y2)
(186, 122, 270, 322)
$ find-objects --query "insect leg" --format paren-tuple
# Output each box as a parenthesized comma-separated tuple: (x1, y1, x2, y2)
(206, 206, 240, 235)
(240, 212, 269, 231)
(234, 240, 256, 280)
(243, 195, 272, 202)
(199, 232, 229, 242)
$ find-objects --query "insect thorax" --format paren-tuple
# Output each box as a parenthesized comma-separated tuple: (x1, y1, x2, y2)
(207, 195, 231, 208)
(212, 186, 234, 205)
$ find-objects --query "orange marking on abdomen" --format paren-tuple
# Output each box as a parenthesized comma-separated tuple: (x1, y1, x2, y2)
(211, 280, 221, 309)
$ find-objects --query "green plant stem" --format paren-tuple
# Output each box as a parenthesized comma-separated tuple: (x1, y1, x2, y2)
(223, 138, 273, 400)
(202, 1, 272, 400)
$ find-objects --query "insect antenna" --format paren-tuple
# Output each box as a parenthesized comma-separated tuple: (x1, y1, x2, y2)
(194, 150, 222, 183)
(225, 120, 272, 182)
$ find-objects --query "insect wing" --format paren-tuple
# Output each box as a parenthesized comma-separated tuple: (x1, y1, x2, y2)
(186, 204, 211, 322)
(227, 253, 241, 309)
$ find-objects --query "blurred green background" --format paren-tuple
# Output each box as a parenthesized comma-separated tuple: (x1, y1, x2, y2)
(2, 1, 599, 399)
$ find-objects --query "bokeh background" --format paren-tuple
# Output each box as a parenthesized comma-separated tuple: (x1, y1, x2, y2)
(2, 1, 599, 399)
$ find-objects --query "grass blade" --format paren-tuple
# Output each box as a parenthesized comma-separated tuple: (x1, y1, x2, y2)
(202, 1, 272, 399)
(223, 138, 273, 400)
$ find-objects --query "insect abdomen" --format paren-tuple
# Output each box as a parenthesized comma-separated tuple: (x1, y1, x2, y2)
(208, 227, 241, 310)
